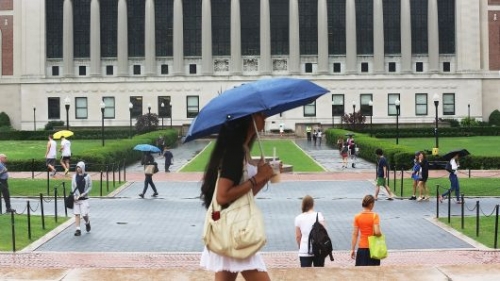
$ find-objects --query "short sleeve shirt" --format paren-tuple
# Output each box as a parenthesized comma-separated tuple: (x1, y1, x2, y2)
(0, 162, 8, 180)
(61, 139, 71, 157)
(295, 212, 325, 256)
(353, 212, 380, 249)
(377, 157, 388, 178)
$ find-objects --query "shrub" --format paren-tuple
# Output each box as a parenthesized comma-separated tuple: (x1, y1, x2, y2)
(460, 117, 479, 127)
(0, 112, 11, 127)
(44, 120, 65, 130)
(341, 111, 366, 130)
(488, 110, 500, 126)
(135, 114, 159, 134)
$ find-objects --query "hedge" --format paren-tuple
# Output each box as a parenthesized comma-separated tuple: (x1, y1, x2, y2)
(356, 126, 500, 138)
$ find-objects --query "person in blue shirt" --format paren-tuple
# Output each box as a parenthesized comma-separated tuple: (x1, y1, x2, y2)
(409, 151, 421, 200)
(374, 149, 394, 201)
(0, 154, 15, 212)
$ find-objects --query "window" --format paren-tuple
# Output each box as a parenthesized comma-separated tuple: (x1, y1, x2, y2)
(46, 0, 63, 58)
(133, 65, 141, 75)
(415, 93, 428, 116)
(75, 97, 88, 119)
(333, 63, 341, 73)
(106, 65, 114, 75)
(416, 62, 423, 72)
(388, 62, 396, 72)
(161, 64, 169, 75)
(158, 96, 171, 118)
(299, 0, 318, 55)
(103, 97, 115, 119)
(155, 0, 173, 56)
(183, 0, 202, 56)
(212, 0, 231, 56)
(52, 66, 60, 76)
(443, 93, 455, 115)
(189, 64, 197, 74)
(74, 0, 90, 58)
(79, 66, 87, 76)
(360, 94, 373, 116)
(101, 0, 118, 57)
(187, 96, 199, 118)
(305, 63, 313, 73)
(304, 101, 316, 117)
(388, 93, 400, 116)
(48, 97, 61, 119)
(411, 0, 428, 54)
(356, 0, 373, 54)
(328, 0, 346, 55)
(438, 0, 455, 54)
(443, 62, 451, 72)
(361, 62, 369, 72)
(383, 0, 401, 54)
(332, 94, 344, 116)
(128, 0, 145, 57)
(270, 0, 289, 55)
(130, 96, 143, 118)
(241, 0, 260, 55)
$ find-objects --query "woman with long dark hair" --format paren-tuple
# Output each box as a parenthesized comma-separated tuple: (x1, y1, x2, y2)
(200, 113, 274, 281)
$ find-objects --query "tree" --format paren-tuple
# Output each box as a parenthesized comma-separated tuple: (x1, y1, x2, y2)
(488, 109, 500, 126)
(0, 112, 11, 127)
(341, 111, 366, 130)
(135, 113, 159, 133)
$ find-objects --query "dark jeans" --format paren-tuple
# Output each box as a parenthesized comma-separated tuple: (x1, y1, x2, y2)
(299, 256, 325, 267)
(0, 179, 11, 209)
(165, 163, 171, 172)
(142, 175, 158, 195)
(442, 173, 460, 201)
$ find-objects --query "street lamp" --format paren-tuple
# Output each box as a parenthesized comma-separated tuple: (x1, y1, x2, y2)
(33, 105, 36, 131)
(161, 102, 165, 129)
(331, 100, 335, 129)
(395, 98, 400, 145)
(368, 100, 373, 137)
(468, 103, 471, 131)
(433, 93, 440, 151)
(352, 101, 356, 130)
(147, 103, 152, 132)
(100, 101, 106, 146)
(128, 102, 133, 138)
(64, 97, 71, 130)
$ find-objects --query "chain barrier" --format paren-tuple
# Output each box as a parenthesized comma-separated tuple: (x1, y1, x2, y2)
(480, 204, 498, 217)
(28, 202, 40, 213)
(464, 201, 477, 212)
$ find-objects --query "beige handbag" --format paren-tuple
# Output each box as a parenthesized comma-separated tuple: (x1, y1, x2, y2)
(202, 174, 267, 259)
(144, 164, 156, 175)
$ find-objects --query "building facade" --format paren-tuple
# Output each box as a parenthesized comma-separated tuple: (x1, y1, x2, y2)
(0, 0, 499, 133)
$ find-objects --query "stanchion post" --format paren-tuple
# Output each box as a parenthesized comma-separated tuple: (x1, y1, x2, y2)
(0, 189, 3, 214)
(54, 187, 58, 223)
(63, 182, 68, 217)
(39, 193, 45, 230)
(10, 211, 16, 252)
(27, 201, 32, 240)
(112, 162, 116, 188)
(118, 161, 122, 183)
(392, 166, 396, 189)
(436, 185, 440, 218)
(106, 165, 109, 192)
(100, 171, 103, 197)
(476, 201, 480, 237)
(31, 158, 35, 179)
(461, 194, 465, 229)
(400, 167, 404, 197)
(494, 204, 499, 249)
(469, 168, 471, 178)
(124, 162, 127, 182)
(447, 192, 451, 224)
(46, 169, 50, 196)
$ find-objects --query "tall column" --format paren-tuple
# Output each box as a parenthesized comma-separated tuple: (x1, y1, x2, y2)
(317, 0, 328, 74)
(90, 0, 101, 76)
(145, 0, 156, 76)
(173, 0, 184, 76)
(260, 0, 271, 74)
(201, 0, 212, 75)
(373, 0, 384, 73)
(345, 0, 357, 73)
(117, 0, 128, 76)
(230, 0, 242, 74)
(400, 0, 412, 73)
(428, 0, 439, 72)
(63, 0, 74, 76)
(289, 0, 300, 74)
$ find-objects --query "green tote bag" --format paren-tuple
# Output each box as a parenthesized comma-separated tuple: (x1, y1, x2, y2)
(368, 234, 388, 260)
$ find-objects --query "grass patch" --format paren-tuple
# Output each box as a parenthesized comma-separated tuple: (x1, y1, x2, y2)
(438, 216, 500, 248)
(390, 177, 500, 197)
(181, 140, 325, 172)
(8, 179, 125, 197)
(0, 214, 69, 252)
(385, 136, 500, 156)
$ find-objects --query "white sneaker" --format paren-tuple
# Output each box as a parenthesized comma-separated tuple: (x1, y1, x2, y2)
(416, 197, 423, 202)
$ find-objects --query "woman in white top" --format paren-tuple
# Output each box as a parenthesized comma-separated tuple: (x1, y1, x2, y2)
(294, 195, 326, 267)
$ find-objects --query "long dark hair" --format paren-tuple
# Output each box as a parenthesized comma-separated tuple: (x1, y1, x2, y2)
(200, 116, 253, 208)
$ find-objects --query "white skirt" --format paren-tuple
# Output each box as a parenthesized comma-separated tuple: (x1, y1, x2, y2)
(200, 247, 267, 273)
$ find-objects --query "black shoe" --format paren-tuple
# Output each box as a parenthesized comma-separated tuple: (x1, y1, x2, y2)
(152, 193, 158, 197)
(86, 223, 91, 233)
(409, 196, 417, 200)
(138, 194, 144, 198)
(386, 197, 394, 201)
(6, 208, 15, 213)
(74, 229, 81, 236)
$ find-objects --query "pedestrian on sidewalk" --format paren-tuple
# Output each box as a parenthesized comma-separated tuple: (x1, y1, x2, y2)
(295, 195, 326, 267)
(374, 148, 394, 200)
(312, 129, 317, 145)
(163, 147, 174, 172)
(200, 113, 273, 281)
(45, 134, 58, 177)
(59, 136, 72, 175)
(341, 142, 349, 168)
(351, 195, 382, 266)
(416, 152, 430, 201)
(409, 151, 421, 200)
(317, 129, 322, 146)
(139, 152, 158, 198)
(0, 154, 15, 212)
(72, 161, 92, 236)
(439, 153, 462, 204)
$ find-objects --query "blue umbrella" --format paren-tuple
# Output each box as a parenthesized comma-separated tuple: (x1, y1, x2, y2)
(184, 78, 329, 142)
(133, 144, 161, 153)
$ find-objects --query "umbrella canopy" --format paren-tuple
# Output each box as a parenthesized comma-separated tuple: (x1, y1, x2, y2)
(133, 144, 161, 153)
(441, 149, 470, 161)
(184, 78, 329, 143)
(345, 133, 355, 137)
(53, 130, 74, 139)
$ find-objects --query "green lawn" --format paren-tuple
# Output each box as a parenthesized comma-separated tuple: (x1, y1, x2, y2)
(391, 177, 500, 198)
(8, 179, 125, 197)
(385, 136, 500, 156)
(181, 140, 325, 172)
(439, 216, 500, 249)
(0, 214, 68, 252)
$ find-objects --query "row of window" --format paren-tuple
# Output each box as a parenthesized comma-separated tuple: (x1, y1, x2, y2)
(46, 93, 455, 121)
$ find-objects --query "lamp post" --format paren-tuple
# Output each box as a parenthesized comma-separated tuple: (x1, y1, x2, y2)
(368, 100, 373, 137)
(128, 102, 133, 138)
(468, 103, 471, 131)
(100, 101, 105, 146)
(33, 105, 36, 131)
(147, 103, 152, 132)
(331, 100, 335, 129)
(352, 101, 356, 130)
(433, 94, 440, 151)
(64, 97, 70, 130)
(161, 102, 165, 129)
(395, 99, 400, 145)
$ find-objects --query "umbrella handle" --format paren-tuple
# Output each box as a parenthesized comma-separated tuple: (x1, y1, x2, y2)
(252, 115, 265, 159)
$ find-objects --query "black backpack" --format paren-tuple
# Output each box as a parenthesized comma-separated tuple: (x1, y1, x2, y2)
(308, 213, 334, 261)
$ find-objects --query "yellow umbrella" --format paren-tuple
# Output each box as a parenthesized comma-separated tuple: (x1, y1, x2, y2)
(53, 130, 74, 139)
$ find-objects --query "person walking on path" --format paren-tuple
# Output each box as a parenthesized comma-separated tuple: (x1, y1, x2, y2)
(340, 142, 349, 168)
(139, 152, 158, 198)
(163, 147, 174, 172)
(72, 161, 92, 236)
(295, 195, 326, 267)
(317, 129, 322, 146)
(409, 151, 421, 200)
(416, 152, 430, 201)
(351, 195, 383, 266)
(439, 153, 462, 204)
(59, 136, 72, 175)
(374, 149, 394, 200)
(0, 154, 15, 212)
(312, 129, 317, 145)
(45, 134, 58, 177)
(199, 113, 274, 281)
